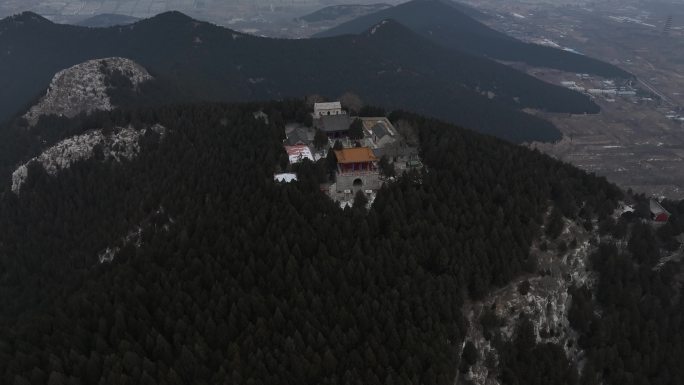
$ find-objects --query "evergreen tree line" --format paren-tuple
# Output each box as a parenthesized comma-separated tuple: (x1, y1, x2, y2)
(568, 198, 684, 385)
(0, 101, 620, 384)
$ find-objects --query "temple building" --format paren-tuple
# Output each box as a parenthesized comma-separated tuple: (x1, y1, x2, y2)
(312, 101, 351, 139)
(313, 102, 344, 119)
(317, 114, 351, 138)
(650, 199, 670, 223)
(334, 147, 381, 193)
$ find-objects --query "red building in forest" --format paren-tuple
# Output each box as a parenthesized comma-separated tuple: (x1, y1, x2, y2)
(334, 147, 381, 192)
(650, 200, 670, 223)
(335, 147, 377, 173)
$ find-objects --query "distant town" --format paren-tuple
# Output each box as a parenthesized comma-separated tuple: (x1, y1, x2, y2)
(554, 75, 684, 123)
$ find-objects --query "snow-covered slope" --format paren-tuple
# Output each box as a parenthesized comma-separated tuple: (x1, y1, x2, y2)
(23, 57, 152, 126)
(12, 124, 166, 193)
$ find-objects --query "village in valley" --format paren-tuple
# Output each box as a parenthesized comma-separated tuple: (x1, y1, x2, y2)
(272, 101, 422, 207)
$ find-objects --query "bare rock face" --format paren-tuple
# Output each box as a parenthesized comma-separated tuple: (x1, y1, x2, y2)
(23, 57, 152, 126)
(462, 215, 598, 385)
(97, 206, 174, 264)
(12, 124, 166, 194)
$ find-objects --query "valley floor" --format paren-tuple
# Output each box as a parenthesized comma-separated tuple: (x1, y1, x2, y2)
(466, 0, 684, 200)
(532, 97, 684, 200)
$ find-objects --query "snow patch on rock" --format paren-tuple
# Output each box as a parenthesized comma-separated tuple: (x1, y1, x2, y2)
(12, 124, 166, 194)
(98, 206, 174, 264)
(462, 213, 598, 385)
(23, 57, 152, 126)
(369, 19, 389, 35)
(98, 227, 142, 263)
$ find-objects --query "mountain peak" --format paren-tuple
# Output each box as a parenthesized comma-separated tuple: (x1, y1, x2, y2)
(315, 0, 630, 78)
(4, 11, 52, 25)
(363, 19, 409, 37)
(145, 11, 196, 24)
(23, 57, 152, 126)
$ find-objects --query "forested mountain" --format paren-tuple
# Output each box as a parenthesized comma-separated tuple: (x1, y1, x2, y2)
(0, 96, 682, 384)
(0, 10, 602, 142)
(1, 5, 680, 384)
(0, 97, 634, 384)
(315, 0, 632, 79)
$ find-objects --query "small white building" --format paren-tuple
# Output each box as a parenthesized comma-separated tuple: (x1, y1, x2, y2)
(588, 89, 617, 95)
(274, 173, 298, 183)
(313, 102, 345, 119)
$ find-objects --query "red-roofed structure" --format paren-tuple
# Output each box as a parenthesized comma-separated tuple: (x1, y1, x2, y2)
(334, 147, 377, 173)
(333, 147, 380, 193)
(285, 145, 314, 164)
(650, 200, 670, 223)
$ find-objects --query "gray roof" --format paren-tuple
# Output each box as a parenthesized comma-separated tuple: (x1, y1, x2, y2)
(286, 128, 312, 146)
(320, 114, 351, 133)
(371, 123, 390, 139)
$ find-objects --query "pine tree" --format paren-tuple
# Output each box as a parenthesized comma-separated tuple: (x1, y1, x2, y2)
(348, 119, 364, 140)
(314, 129, 329, 150)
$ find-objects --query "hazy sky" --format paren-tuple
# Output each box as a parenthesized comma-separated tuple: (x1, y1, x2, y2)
(0, 0, 406, 22)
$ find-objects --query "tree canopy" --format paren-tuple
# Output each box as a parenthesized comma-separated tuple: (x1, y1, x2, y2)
(0, 101, 625, 384)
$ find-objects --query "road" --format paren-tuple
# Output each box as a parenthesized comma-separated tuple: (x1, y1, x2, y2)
(638, 78, 674, 107)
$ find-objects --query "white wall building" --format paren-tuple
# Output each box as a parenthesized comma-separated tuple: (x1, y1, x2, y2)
(313, 102, 345, 119)
(588, 89, 617, 95)
(274, 173, 297, 183)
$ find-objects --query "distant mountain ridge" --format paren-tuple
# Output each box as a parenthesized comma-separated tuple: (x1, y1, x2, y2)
(0, 10, 600, 142)
(315, 0, 632, 79)
(75, 13, 140, 28)
(297, 4, 392, 23)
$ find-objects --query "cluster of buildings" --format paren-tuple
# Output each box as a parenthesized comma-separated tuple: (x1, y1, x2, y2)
(619, 199, 670, 224)
(275, 101, 422, 202)
(560, 79, 637, 98)
(665, 111, 684, 123)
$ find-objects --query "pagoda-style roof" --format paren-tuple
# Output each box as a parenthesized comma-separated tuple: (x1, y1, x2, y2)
(334, 147, 378, 164)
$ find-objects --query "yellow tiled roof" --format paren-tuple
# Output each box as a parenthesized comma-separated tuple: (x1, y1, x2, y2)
(334, 147, 378, 163)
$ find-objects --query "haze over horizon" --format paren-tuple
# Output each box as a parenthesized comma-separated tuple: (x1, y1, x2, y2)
(0, 0, 406, 25)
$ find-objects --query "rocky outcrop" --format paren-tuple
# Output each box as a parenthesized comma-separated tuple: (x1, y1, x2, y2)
(462, 214, 598, 385)
(97, 206, 174, 264)
(23, 57, 152, 126)
(12, 124, 166, 193)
